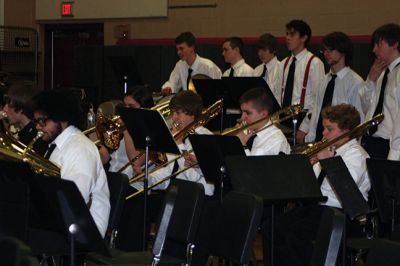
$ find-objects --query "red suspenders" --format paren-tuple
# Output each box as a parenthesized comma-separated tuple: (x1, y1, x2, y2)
(281, 54, 316, 106)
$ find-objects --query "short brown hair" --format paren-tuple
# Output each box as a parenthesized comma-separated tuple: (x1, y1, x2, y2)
(321, 104, 360, 131)
(239, 87, 273, 114)
(169, 91, 203, 118)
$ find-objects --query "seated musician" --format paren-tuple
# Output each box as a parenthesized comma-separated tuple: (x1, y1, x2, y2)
(2, 80, 47, 154)
(31, 89, 110, 238)
(236, 86, 291, 155)
(263, 104, 370, 266)
(161, 32, 222, 96)
(150, 90, 214, 196)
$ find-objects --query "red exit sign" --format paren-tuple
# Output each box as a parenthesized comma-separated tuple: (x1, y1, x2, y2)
(61, 2, 74, 17)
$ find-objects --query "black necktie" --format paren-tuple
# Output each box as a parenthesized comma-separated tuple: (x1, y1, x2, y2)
(44, 143, 57, 159)
(315, 74, 338, 141)
(317, 170, 326, 187)
(186, 68, 193, 90)
(246, 134, 257, 151)
(229, 67, 234, 77)
(260, 64, 267, 78)
(282, 57, 296, 107)
(369, 68, 390, 135)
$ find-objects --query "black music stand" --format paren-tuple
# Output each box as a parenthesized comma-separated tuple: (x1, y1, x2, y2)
(32, 175, 110, 259)
(188, 134, 246, 201)
(319, 156, 371, 266)
(117, 106, 180, 250)
(225, 154, 324, 266)
(193, 77, 280, 132)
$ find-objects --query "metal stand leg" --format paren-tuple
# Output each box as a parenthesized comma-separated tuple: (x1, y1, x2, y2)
(143, 136, 151, 250)
(68, 224, 79, 266)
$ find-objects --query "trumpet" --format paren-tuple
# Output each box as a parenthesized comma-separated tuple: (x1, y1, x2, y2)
(125, 99, 223, 199)
(292, 113, 384, 157)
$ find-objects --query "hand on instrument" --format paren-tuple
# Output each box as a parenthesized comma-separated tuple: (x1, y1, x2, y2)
(236, 129, 255, 146)
(171, 122, 184, 144)
(368, 59, 388, 82)
(161, 87, 172, 96)
(296, 130, 306, 144)
(317, 146, 336, 161)
(133, 164, 143, 176)
(184, 152, 198, 167)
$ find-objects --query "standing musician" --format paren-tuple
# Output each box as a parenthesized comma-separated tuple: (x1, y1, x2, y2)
(2, 80, 47, 154)
(263, 104, 370, 266)
(280, 19, 325, 112)
(253, 33, 283, 102)
(31, 89, 110, 238)
(222, 37, 254, 77)
(360, 23, 400, 160)
(297, 32, 365, 144)
(161, 32, 222, 96)
(236, 87, 290, 155)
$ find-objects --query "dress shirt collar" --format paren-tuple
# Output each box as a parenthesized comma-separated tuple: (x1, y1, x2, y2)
(388, 56, 400, 72)
(186, 53, 200, 70)
(265, 56, 278, 72)
(334, 138, 357, 155)
(330, 66, 349, 81)
(232, 58, 246, 71)
(254, 120, 273, 139)
(52, 125, 80, 150)
(292, 48, 308, 62)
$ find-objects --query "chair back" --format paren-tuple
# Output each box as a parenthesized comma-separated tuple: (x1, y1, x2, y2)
(309, 207, 345, 266)
(105, 172, 129, 247)
(163, 179, 205, 262)
(0, 181, 29, 242)
(367, 158, 400, 233)
(366, 239, 400, 266)
(209, 191, 263, 265)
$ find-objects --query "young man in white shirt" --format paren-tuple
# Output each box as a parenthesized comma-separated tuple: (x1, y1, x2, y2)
(263, 104, 370, 266)
(253, 33, 283, 102)
(222, 36, 254, 77)
(236, 87, 290, 155)
(280, 20, 325, 112)
(32, 89, 110, 238)
(360, 23, 400, 160)
(161, 32, 222, 95)
(297, 32, 364, 143)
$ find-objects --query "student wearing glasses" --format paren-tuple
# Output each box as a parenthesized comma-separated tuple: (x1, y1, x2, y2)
(31, 89, 110, 238)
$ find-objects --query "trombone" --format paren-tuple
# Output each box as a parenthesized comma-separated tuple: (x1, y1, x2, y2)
(291, 113, 384, 157)
(126, 104, 303, 200)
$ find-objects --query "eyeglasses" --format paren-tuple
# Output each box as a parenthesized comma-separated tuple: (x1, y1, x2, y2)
(33, 117, 50, 127)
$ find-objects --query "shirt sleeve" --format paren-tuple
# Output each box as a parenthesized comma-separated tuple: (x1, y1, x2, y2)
(162, 62, 183, 93)
(388, 111, 400, 160)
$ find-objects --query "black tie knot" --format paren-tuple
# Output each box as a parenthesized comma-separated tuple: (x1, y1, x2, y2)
(246, 134, 257, 151)
(229, 67, 234, 77)
(44, 143, 57, 159)
(261, 64, 267, 78)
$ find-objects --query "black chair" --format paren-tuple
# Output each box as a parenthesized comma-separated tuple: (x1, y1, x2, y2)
(366, 239, 400, 266)
(105, 171, 129, 248)
(0, 180, 29, 242)
(309, 207, 345, 266)
(208, 191, 263, 265)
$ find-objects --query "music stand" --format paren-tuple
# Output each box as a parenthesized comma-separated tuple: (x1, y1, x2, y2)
(188, 134, 246, 201)
(319, 156, 371, 266)
(193, 77, 280, 132)
(117, 106, 180, 250)
(225, 154, 324, 266)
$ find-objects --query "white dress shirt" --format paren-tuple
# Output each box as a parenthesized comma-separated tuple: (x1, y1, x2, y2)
(222, 59, 254, 77)
(301, 67, 365, 142)
(253, 56, 283, 103)
(360, 56, 400, 160)
(245, 121, 291, 156)
(313, 139, 370, 208)
(280, 49, 325, 111)
(49, 125, 110, 237)
(149, 126, 214, 196)
(162, 54, 222, 93)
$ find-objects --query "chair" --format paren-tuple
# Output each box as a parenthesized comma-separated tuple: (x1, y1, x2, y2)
(105, 171, 129, 248)
(0, 180, 29, 242)
(366, 239, 400, 266)
(309, 207, 345, 266)
(208, 191, 263, 265)
(0, 236, 40, 266)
